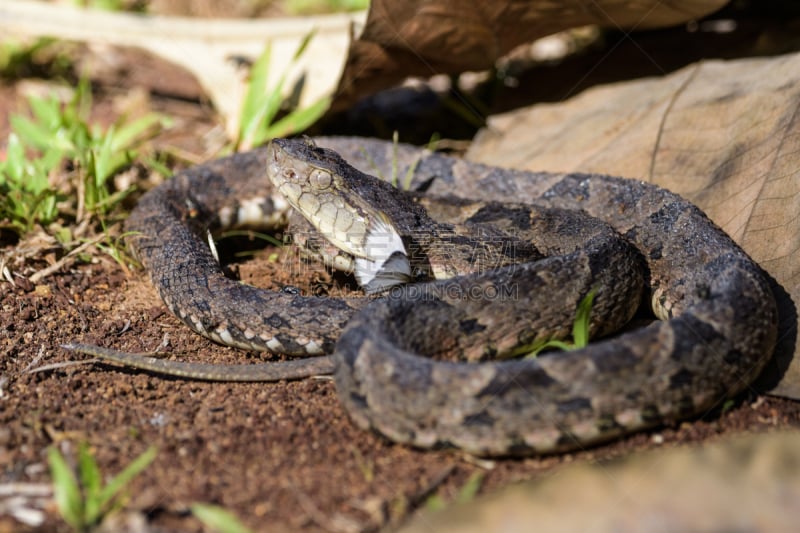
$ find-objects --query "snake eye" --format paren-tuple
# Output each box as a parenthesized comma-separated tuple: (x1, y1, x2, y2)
(309, 169, 332, 190)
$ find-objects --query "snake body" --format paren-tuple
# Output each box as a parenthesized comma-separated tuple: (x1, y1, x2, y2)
(72, 137, 778, 456)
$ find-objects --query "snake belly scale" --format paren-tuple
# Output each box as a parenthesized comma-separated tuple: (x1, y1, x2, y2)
(68, 137, 778, 456)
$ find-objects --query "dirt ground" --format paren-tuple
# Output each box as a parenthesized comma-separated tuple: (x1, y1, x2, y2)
(3, 231, 799, 533)
(2, 6, 800, 533)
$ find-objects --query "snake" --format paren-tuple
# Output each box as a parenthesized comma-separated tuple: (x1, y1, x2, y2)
(66, 137, 779, 456)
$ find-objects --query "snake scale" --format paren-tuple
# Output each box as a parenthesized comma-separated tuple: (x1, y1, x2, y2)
(68, 137, 778, 456)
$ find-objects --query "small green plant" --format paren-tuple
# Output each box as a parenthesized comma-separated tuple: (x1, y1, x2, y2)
(285, 0, 369, 15)
(0, 132, 61, 234)
(0, 77, 166, 236)
(361, 131, 440, 191)
(233, 31, 331, 151)
(0, 38, 75, 80)
(47, 442, 157, 531)
(517, 287, 598, 358)
(191, 503, 254, 533)
(71, 0, 146, 12)
(425, 471, 485, 512)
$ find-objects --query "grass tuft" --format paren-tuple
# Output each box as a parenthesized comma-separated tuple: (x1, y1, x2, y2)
(516, 287, 598, 358)
(233, 31, 330, 152)
(48, 442, 157, 531)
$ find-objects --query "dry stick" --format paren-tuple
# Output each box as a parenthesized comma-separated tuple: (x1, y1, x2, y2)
(0, 483, 53, 497)
(28, 234, 106, 284)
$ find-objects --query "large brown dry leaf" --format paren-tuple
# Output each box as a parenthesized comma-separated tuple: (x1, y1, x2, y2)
(332, 0, 728, 111)
(468, 51, 800, 398)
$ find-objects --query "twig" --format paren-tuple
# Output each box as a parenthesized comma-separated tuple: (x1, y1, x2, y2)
(28, 234, 105, 284)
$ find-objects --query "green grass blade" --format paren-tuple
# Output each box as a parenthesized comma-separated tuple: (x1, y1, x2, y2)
(92, 446, 157, 522)
(78, 442, 103, 522)
(292, 29, 316, 61)
(28, 95, 61, 131)
(455, 472, 484, 504)
(390, 131, 399, 187)
(237, 29, 321, 149)
(253, 71, 291, 145)
(218, 229, 284, 247)
(141, 154, 173, 178)
(83, 149, 100, 211)
(9, 113, 57, 150)
(39, 146, 66, 177)
(47, 446, 85, 530)
(262, 28, 318, 131)
(92, 127, 117, 187)
(191, 503, 254, 533)
(73, 77, 93, 124)
(264, 95, 330, 139)
(523, 339, 574, 358)
(257, 29, 317, 136)
(237, 42, 272, 147)
(2, 133, 26, 183)
(110, 113, 165, 153)
(572, 288, 597, 349)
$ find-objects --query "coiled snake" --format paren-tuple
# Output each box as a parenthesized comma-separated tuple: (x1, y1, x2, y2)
(68, 137, 778, 456)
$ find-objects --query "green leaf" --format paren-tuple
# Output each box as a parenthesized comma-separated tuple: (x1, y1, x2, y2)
(73, 77, 93, 124)
(264, 95, 331, 139)
(259, 30, 317, 134)
(47, 446, 85, 530)
(92, 126, 118, 187)
(455, 472, 484, 504)
(111, 113, 164, 153)
(523, 339, 573, 358)
(237, 42, 273, 147)
(191, 503, 254, 533)
(218, 229, 284, 248)
(292, 28, 317, 61)
(90, 185, 135, 213)
(236, 29, 322, 149)
(9, 113, 56, 150)
(425, 494, 446, 512)
(91, 446, 157, 524)
(38, 146, 65, 178)
(390, 131, 399, 187)
(141, 154, 172, 178)
(2, 133, 26, 183)
(253, 80, 288, 145)
(28, 95, 61, 131)
(78, 442, 103, 522)
(572, 287, 597, 348)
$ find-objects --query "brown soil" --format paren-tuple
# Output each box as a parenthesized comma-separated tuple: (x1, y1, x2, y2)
(4, 238, 800, 533)
(2, 11, 800, 533)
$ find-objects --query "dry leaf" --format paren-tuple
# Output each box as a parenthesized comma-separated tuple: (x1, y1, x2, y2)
(468, 51, 800, 398)
(332, 0, 728, 110)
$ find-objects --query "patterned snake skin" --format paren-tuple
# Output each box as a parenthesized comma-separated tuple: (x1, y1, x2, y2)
(68, 137, 779, 456)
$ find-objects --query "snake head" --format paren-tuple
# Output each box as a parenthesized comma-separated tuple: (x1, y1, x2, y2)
(267, 138, 411, 293)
